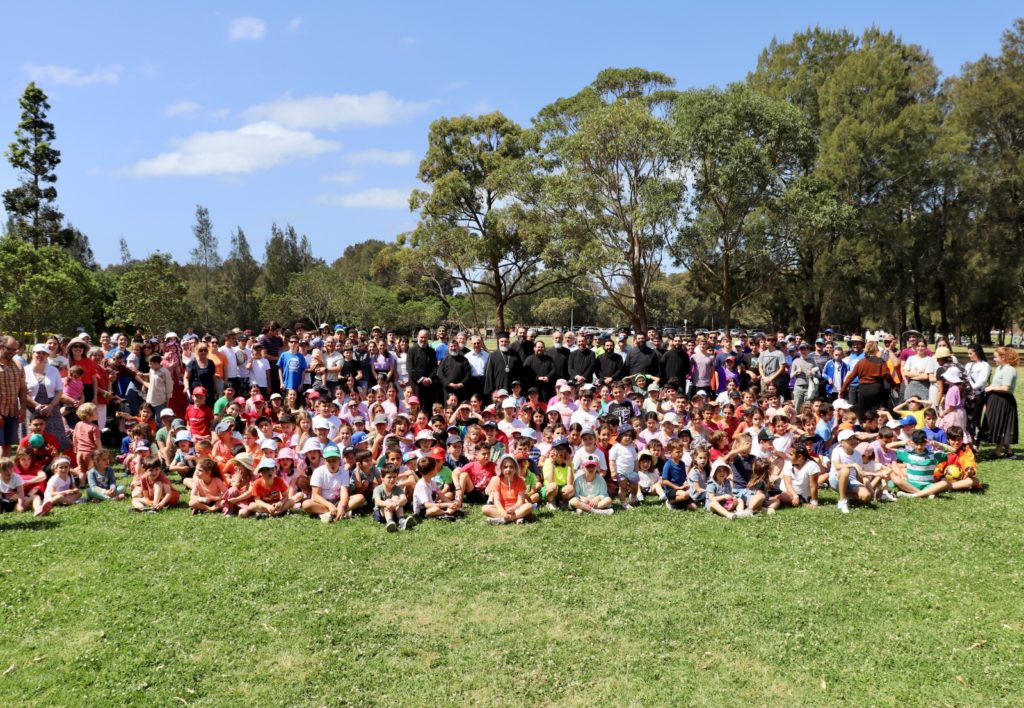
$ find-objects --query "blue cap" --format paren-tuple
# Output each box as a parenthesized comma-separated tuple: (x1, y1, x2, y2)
(824, 328, 833, 333)
(899, 415, 917, 426)
(617, 424, 634, 437)
(551, 436, 570, 449)
(351, 431, 368, 445)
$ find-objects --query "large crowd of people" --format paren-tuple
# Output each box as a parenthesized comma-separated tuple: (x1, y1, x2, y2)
(0, 321, 1016, 526)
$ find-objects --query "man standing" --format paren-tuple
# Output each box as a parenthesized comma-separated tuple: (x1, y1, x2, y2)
(596, 338, 625, 386)
(408, 329, 440, 410)
(568, 334, 597, 386)
(510, 326, 535, 361)
(432, 326, 450, 362)
(261, 322, 284, 396)
(549, 330, 570, 381)
(0, 336, 36, 456)
(219, 331, 241, 394)
(464, 335, 488, 400)
(437, 342, 472, 403)
(790, 342, 820, 411)
(810, 337, 830, 400)
(660, 334, 690, 390)
(522, 340, 556, 401)
(626, 333, 660, 379)
(844, 335, 866, 406)
(278, 335, 308, 394)
(758, 336, 788, 400)
(483, 332, 522, 399)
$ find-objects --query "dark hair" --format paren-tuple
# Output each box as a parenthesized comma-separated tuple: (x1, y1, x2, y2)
(381, 463, 399, 477)
(967, 343, 987, 361)
(911, 430, 928, 444)
(791, 443, 810, 460)
(946, 426, 964, 439)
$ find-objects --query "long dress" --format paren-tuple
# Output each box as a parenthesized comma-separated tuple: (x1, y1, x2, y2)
(28, 371, 70, 451)
(980, 364, 1018, 446)
(939, 385, 969, 443)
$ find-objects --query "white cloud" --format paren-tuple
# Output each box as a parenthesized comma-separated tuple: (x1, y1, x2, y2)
(210, 108, 231, 120)
(127, 122, 339, 177)
(228, 16, 266, 41)
(315, 188, 410, 209)
(286, 16, 303, 32)
(320, 171, 360, 185)
(345, 149, 414, 166)
(165, 101, 200, 117)
(244, 91, 434, 130)
(23, 62, 122, 86)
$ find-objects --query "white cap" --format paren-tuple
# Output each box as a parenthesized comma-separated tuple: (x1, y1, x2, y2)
(501, 397, 517, 409)
(164, 332, 178, 340)
(711, 459, 731, 474)
(942, 368, 962, 384)
(259, 439, 278, 450)
(833, 399, 853, 410)
(520, 428, 537, 440)
(663, 412, 679, 425)
(885, 419, 903, 429)
(300, 439, 323, 454)
(174, 431, 193, 443)
(257, 457, 277, 471)
(838, 429, 857, 442)
(494, 389, 509, 397)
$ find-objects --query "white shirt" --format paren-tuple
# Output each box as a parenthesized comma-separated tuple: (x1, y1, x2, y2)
(235, 346, 252, 381)
(572, 447, 607, 476)
(250, 358, 271, 388)
(965, 360, 991, 393)
(0, 473, 24, 496)
(782, 459, 817, 498)
(413, 477, 439, 514)
(24, 364, 63, 400)
(310, 464, 349, 502)
(569, 408, 599, 430)
(219, 345, 238, 378)
(311, 414, 341, 440)
(608, 442, 638, 476)
(465, 349, 489, 377)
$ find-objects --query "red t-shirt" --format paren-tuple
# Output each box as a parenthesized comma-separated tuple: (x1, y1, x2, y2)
(251, 475, 288, 504)
(461, 460, 495, 492)
(185, 404, 214, 438)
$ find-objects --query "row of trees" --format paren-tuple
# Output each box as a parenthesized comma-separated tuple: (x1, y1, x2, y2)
(2, 22, 1024, 342)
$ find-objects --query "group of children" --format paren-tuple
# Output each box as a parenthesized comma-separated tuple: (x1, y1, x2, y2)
(0, 373, 984, 528)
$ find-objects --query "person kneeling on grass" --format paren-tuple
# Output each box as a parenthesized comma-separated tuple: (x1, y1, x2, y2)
(0, 457, 32, 514)
(131, 457, 180, 512)
(662, 440, 695, 510)
(36, 456, 81, 516)
(86, 450, 126, 502)
(569, 455, 613, 515)
(373, 464, 415, 532)
(829, 429, 873, 514)
(484, 454, 535, 525)
(302, 446, 360, 523)
(413, 456, 463, 521)
(242, 458, 294, 518)
(188, 458, 227, 514)
(542, 436, 574, 511)
(706, 459, 753, 519)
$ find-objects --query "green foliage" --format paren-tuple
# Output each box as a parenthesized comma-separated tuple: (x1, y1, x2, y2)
(259, 223, 319, 297)
(221, 227, 262, 330)
(107, 252, 195, 334)
(531, 68, 684, 332)
(0, 235, 99, 338)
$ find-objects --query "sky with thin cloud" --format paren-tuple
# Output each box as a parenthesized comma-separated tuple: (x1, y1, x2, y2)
(0, 1, 1019, 265)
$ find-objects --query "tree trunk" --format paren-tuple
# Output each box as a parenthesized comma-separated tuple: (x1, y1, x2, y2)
(495, 300, 506, 335)
(721, 250, 731, 337)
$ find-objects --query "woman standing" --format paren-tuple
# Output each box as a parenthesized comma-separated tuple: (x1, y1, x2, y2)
(370, 340, 397, 386)
(964, 344, 990, 441)
(901, 339, 935, 403)
(24, 344, 72, 450)
(183, 343, 216, 400)
(980, 346, 1018, 458)
(394, 337, 410, 395)
(161, 338, 188, 419)
(840, 341, 894, 422)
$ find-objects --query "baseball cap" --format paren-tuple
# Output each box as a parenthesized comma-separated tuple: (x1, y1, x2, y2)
(373, 414, 389, 425)
(582, 455, 600, 468)
(501, 398, 517, 409)
(899, 415, 917, 426)
(494, 389, 509, 397)
(428, 446, 446, 461)
(174, 431, 193, 443)
(322, 447, 341, 459)
(833, 399, 853, 410)
(482, 421, 498, 429)
(837, 429, 857, 442)
(351, 432, 368, 446)
(446, 435, 463, 446)
(259, 439, 278, 451)
(580, 427, 596, 437)
(407, 396, 420, 405)
(757, 429, 775, 442)
(617, 424, 634, 437)
(313, 420, 331, 430)
(160, 409, 175, 418)
(551, 436, 570, 449)
(520, 428, 537, 441)
(257, 458, 278, 471)
(192, 386, 207, 397)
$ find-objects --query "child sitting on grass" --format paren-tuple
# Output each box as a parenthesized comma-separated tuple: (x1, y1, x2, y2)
(86, 450, 125, 501)
(706, 459, 752, 519)
(412, 456, 463, 520)
(37, 456, 81, 516)
(188, 459, 226, 515)
(568, 456, 614, 515)
(0, 457, 31, 513)
(373, 464, 414, 532)
(131, 456, 180, 512)
(483, 454, 535, 526)
(542, 437, 574, 511)
(662, 439, 694, 510)
(242, 458, 294, 518)
(222, 453, 255, 516)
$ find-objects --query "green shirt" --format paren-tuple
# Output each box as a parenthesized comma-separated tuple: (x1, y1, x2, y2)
(213, 396, 230, 416)
(435, 465, 453, 487)
(372, 483, 404, 504)
(896, 448, 945, 489)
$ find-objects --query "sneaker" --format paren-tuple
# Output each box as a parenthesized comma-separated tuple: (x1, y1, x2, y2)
(575, 508, 584, 515)
(403, 516, 418, 530)
(896, 491, 917, 499)
(398, 517, 409, 531)
(927, 494, 936, 500)
(34, 500, 53, 517)
(735, 509, 754, 518)
(486, 517, 506, 525)
(546, 502, 559, 512)
(657, 490, 667, 501)
(386, 520, 398, 533)
(635, 491, 644, 503)
(878, 490, 896, 503)
(145, 507, 157, 513)
(515, 518, 526, 525)
(592, 507, 614, 515)
(621, 502, 634, 511)
(665, 499, 675, 510)
(439, 514, 458, 522)
(191, 508, 200, 516)
(254, 512, 270, 519)
(320, 512, 333, 524)
(837, 499, 850, 514)
(765, 507, 776, 515)
(345, 510, 353, 519)
(726, 512, 736, 520)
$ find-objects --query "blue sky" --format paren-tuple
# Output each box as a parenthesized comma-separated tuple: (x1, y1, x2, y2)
(1, 1, 1019, 266)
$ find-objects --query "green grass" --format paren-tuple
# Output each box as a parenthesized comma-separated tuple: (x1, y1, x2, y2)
(2, 412, 1024, 704)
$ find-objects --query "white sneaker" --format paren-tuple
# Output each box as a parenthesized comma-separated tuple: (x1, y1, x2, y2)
(657, 490, 667, 501)
(486, 517, 506, 525)
(765, 507, 776, 515)
(879, 490, 896, 503)
(546, 502, 558, 512)
(635, 491, 644, 503)
(515, 518, 526, 525)
(319, 512, 333, 524)
(398, 517, 409, 531)
(665, 499, 674, 510)
(575, 508, 584, 515)
(897, 491, 917, 499)
(621, 502, 634, 511)
(592, 508, 613, 515)
(735, 509, 754, 518)
(837, 499, 850, 514)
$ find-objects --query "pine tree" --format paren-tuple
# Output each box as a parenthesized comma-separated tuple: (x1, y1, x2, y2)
(188, 205, 222, 333)
(3, 82, 65, 247)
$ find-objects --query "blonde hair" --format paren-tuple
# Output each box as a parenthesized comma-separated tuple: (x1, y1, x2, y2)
(864, 341, 879, 356)
(77, 402, 98, 420)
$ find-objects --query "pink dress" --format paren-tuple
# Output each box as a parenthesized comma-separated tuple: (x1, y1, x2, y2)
(939, 385, 969, 442)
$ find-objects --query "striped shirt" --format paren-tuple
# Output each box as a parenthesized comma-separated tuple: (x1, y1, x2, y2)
(897, 449, 945, 489)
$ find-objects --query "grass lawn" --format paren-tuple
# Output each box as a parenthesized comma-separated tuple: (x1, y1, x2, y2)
(2, 401, 1023, 704)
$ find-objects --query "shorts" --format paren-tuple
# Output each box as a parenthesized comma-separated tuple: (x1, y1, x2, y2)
(414, 507, 428, 519)
(0, 497, 16, 513)
(733, 488, 753, 503)
(828, 470, 862, 492)
(615, 472, 640, 485)
(464, 489, 488, 504)
(690, 492, 707, 506)
(0, 416, 19, 446)
(373, 507, 402, 524)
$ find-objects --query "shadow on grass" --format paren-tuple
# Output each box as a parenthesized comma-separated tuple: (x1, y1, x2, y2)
(0, 517, 60, 532)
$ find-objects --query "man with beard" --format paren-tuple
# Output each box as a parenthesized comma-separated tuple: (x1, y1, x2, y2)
(660, 334, 690, 391)
(596, 338, 625, 386)
(568, 334, 597, 386)
(484, 332, 522, 399)
(437, 339, 472, 403)
(464, 335, 489, 400)
(523, 340, 557, 401)
(408, 329, 440, 411)
(509, 326, 535, 361)
(626, 332, 661, 379)
(549, 330, 571, 381)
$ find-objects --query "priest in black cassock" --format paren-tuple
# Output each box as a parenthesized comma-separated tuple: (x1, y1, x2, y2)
(437, 343, 472, 403)
(407, 328, 440, 411)
(483, 331, 522, 398)
(522, 340, 557, 401)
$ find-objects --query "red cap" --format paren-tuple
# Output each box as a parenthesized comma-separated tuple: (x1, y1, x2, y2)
(306, 390, 321, 399)
(428, 446, 445, 461)
(192, 387, 207, 397)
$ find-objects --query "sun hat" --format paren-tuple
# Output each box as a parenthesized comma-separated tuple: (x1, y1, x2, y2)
(838, 429, 857, 442)
(174, 431, 193, 443)
(232, 453, 254, 471)
(301, 439, 323, 454)
(942, 368, 962, 383)
(277, 447, 296, 461)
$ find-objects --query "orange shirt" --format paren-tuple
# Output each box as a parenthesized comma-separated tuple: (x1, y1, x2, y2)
(488, 474, 525, 510)
(208, 351, 226, 381)
(251, 475, 288, 504)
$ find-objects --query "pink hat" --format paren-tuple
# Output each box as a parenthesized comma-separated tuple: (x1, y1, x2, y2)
(277, 447, 296, 461)
(407, 396, 420, 405)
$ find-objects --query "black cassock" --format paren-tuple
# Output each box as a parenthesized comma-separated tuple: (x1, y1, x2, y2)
(437, 351, 472, 403)
(522, 353, 557, 401)
(483, 348, 522, 397)
(550, 345, 570, 381)
(407, 343, 439, 410)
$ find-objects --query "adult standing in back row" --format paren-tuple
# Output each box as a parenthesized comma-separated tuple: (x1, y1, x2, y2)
(408, 329, 439, 411)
